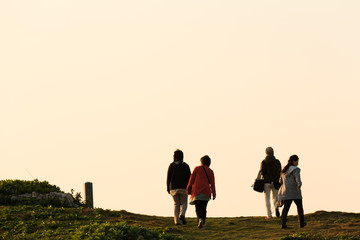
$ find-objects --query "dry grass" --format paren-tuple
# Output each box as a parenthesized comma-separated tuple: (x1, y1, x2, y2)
(117, 210, 360, 240)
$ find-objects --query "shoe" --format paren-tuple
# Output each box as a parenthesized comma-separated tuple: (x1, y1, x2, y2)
(300, 222, 307, 228)
(265, 216, 272, 220)
(180, 215, 187, 225)
(276, 208, 280, 218)
(282, 224, 288, 229)
(175, 223, 181, 225)
(198, 219, 204, 229)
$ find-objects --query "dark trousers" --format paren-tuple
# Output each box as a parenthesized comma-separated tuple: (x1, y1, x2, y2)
(281, 199, 305, 226)
(194, 200, 208, 223)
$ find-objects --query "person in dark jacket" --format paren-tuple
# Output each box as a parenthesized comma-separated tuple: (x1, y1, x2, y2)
(260, 147, 282, 219)
(166, 149, 191, 225)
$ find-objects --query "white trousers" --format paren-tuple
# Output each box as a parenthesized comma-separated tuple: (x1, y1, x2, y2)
(172, 193, 188, 224)
(264, 182, 278, 217)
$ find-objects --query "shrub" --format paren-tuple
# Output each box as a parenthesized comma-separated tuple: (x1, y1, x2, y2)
(0, 179, 85, 208)
(0, 179, 61, 195)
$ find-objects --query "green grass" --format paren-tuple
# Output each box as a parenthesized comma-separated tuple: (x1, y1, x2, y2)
(0, 206, 359, 239)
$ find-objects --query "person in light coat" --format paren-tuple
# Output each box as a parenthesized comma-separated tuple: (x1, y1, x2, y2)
(278, 155, 306, 229)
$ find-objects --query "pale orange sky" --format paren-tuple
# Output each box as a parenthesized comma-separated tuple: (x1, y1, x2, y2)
(1, 1, 359, 217)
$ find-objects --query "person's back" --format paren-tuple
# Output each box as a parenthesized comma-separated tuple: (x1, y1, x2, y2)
(168, 161, 191, 190)
(188, 165, 215, 199)
(278, 165, 302, 201)
(261, 156, 281, 183)
(166, 149, 191, 225)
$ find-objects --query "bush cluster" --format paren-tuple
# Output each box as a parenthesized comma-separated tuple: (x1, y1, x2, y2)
(0, 179, 61, 195)
(0, 179, 84, 207)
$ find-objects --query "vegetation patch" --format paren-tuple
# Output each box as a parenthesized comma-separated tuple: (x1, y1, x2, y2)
(280, 232, 360, 240)
(0, 179, 83, 207)
(0, 179, 60, 195)
(72, 222, 181, 240)
(0, 205, 181, 240)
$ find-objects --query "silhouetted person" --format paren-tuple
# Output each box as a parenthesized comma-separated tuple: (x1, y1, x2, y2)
(187, 155, 216, 229)
(166, 149, 191, 225)
(278, 155, 306, 228)
(260, 147, 282, 219)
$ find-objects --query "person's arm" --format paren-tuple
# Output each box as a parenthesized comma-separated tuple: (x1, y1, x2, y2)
(210, 170, 216, 200)
(260, 161, 266, 176)
(294, 169, 302, 191)
(166, 164, 172, 194)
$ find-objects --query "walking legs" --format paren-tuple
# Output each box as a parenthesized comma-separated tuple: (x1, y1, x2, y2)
(281, 199, 306, 228)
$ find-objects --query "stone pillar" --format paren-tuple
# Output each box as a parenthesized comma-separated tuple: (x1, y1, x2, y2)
(84, 182, 94, 208)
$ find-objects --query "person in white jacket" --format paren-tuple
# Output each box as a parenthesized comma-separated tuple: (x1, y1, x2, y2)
(278, 155, 306, 229)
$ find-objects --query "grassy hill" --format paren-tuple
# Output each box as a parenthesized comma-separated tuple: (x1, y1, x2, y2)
(1, 180, 359, 239)
(1, 205, 360, 240)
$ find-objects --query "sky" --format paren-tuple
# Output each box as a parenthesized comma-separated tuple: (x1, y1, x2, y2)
(1, 1, 360, 217)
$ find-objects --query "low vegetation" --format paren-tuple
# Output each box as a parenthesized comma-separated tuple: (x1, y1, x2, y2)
(0, 205, 181, 239)
(0, 179, 60, 195)
(0, 179, 82, 207)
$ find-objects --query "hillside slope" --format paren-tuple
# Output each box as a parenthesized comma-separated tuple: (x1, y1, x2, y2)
(1, 206, 359, 239)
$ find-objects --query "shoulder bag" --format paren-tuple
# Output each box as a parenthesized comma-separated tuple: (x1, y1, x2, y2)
(252, 171, 264, 193)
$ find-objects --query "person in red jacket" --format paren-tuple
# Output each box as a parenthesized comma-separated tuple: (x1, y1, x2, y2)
(186, 155, 216, 229)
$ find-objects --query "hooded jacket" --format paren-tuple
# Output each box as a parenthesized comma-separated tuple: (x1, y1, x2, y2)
(260, 156, 281, 183)
(167, 161, 191, 192)
(278, 166, 302, 200)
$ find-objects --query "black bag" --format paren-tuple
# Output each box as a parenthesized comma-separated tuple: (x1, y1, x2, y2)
(252, 171, 264, 193)
(253, 179, 264, 192)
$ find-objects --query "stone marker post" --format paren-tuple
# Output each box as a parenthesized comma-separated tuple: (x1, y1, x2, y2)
(84, 182, 94, 208)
